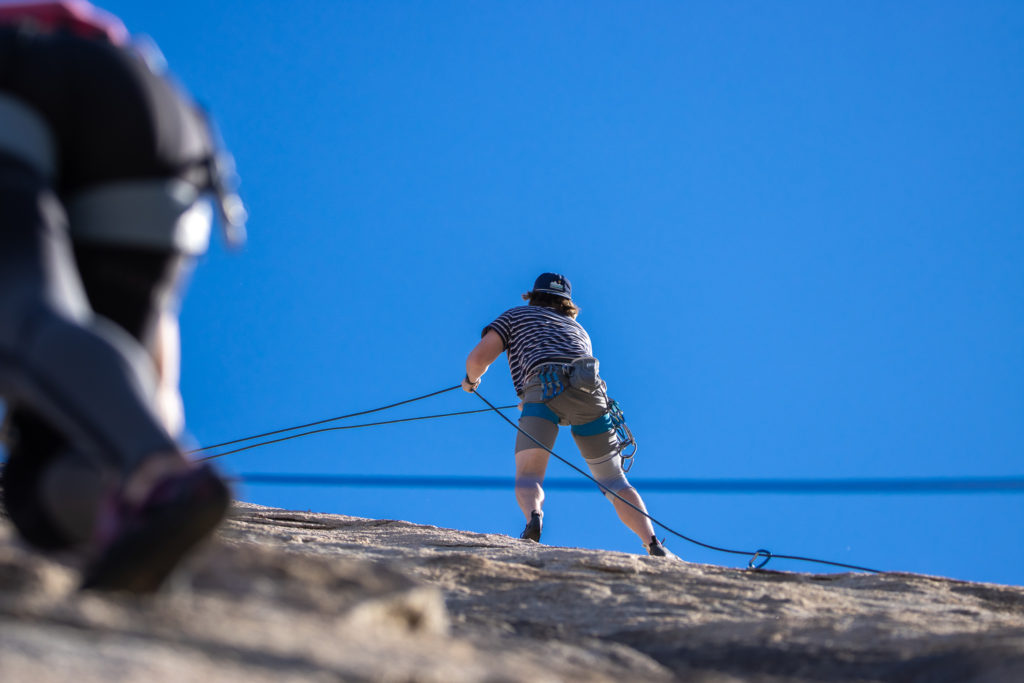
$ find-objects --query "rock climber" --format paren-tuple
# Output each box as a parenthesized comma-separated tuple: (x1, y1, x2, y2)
(0, 0, 244, 591)
(462, 273, 676, 558)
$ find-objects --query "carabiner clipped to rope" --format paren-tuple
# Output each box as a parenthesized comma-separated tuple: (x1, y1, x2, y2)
(748, 549, 773, 570)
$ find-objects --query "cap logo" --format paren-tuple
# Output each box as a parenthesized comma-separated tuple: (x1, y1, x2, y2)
(548, 281, 564, 290)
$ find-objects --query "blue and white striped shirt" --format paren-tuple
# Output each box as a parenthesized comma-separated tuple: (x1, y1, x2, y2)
(484, 305, 593, 396)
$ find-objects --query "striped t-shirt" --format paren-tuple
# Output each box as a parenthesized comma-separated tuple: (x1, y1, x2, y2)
(484, 305, 593, 396)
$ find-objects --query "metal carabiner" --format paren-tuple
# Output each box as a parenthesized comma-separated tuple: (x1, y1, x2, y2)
(748, 549, 773, 570)
(617, 423, 638, 472)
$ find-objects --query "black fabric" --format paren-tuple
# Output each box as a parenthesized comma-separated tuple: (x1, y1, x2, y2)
(0, 242, 182, 551)
(0, 27, 207, 549)
(0, 25, 213, 193)
(0, 409, 72, 549)
(73, 244, 187, 347)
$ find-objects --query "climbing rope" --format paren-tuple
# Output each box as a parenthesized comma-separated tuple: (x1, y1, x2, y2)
(185, 382, 881, 573)
(471, 389, 883, 574)
(194, 405, 517, 461)
(233, 473, 1024, 493)
(188, 385, 464, 456)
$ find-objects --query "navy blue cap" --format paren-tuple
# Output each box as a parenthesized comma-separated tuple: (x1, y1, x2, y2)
(532, 273, 572, 300)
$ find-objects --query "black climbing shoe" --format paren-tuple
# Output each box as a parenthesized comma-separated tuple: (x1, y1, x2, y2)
(520, 511, 542, 542)
(647, 536, 679, 560)
(81, 463, 230, 593)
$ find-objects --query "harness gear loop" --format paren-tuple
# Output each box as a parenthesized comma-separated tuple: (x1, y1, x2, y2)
(539, 364, 567, 401)
(606, 399, 637, 471)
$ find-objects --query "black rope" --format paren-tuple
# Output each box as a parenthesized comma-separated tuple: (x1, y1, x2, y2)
(230, 473, 1024, 493)
(472, 389, 882, 574)
(196, 405, 517, 461)
(190, 382, 462, 456)
(190, 385, 489, 458)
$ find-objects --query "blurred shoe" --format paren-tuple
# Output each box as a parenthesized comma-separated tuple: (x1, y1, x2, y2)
(81, 463, 230, 593)
(520, 511, 542, 542)
(647, 536, 679, 560)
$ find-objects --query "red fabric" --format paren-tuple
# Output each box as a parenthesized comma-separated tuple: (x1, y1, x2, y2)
(0, 1, 127, 44)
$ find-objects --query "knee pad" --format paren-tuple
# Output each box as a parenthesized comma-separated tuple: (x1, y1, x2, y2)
(571, 429, 630, 497)
(581, 452, 631, 500)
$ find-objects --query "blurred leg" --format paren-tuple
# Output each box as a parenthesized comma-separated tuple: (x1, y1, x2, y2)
(0, 171, 179, 473)
(150, 311, 185, 436)
(72, 244, 193, 437)
(0, 239, 192, 549)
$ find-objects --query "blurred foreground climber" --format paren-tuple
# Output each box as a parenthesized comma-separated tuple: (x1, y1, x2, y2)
(463, 273, 677, 558)
(0, 0, 246, 592)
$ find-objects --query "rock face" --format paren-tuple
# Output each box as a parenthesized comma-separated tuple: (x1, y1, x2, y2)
(2, 501, 1024, 682)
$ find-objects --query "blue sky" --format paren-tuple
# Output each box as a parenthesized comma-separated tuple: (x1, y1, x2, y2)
(98, 2, 1022, 584)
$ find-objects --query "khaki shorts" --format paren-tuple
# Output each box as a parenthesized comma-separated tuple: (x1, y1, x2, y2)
(514, 369, 631, 494)
(520, 367, 608, 426)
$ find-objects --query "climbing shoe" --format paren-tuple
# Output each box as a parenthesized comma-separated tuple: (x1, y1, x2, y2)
(81, 463, 230, 593)
(647, 536, 679, 559)
(520, 511, 542, 542)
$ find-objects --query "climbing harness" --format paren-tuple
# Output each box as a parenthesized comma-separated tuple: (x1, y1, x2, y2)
(537, 358, 639, 467)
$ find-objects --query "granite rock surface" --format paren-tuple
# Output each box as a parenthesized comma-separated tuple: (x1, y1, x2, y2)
(2, 501, 1023, 682)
